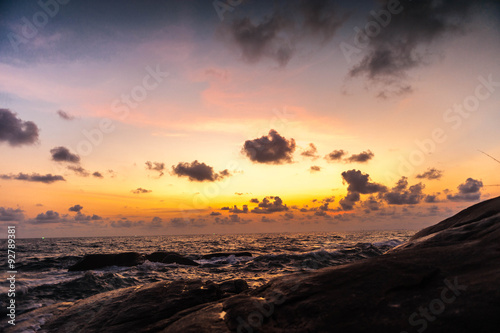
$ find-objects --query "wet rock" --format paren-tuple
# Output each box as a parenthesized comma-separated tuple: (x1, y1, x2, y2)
(201, 252, 253, 259)
(68, 252, 145, 271)
(8, 279, 248, 333)
(15, 197, 500, 332)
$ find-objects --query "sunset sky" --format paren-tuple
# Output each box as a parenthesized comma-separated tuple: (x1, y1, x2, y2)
(1, 0, 499, 238)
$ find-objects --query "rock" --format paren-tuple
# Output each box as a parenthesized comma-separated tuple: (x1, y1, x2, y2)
(8, 279, 248, 333)
(68, 252, 145, 271)
(201, 252, 252, 260)
(160, 254, 199, 266)
(146, 251, 181, 262)
(162, 197, 500, 332)
(15, 197, 500, 332)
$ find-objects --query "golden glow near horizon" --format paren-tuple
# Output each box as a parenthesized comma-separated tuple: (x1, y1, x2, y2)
(1, 0, 499, 237)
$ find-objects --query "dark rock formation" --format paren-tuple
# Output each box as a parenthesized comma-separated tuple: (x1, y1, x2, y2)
(68, 252, 145, 271)
(146, 251, 199, 266)
(9, 279, 248, 333)
(12, 197, 500, 332)
(201, 252, 253, 260)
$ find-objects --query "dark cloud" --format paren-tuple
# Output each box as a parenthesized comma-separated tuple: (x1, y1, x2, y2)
(170, 217, 207, 228)
(341, 169, 387, 194)
(74, 213, 102, 221)
(229, 205, 249, 214)
(56, 110, 74, 120)
(283, 212, 294, 220)
(242, 129, 296, 164)
(345, 150, 374, 163)
(0, 108, 39, 146)
(383, 177, 425, 205)
(111, 219, 143, 228)
(67, 165, 90, 177)
(251, 196, 288, 214)
(314, 210, 330, 218)
(131, 188, 152, 194)
(250, 198, 260, 203)
(172, 160, 231, 182)
(348, 0, 486, 95)
(69, 204, 83, 213)
(222, 0, 346, 66)
(447, 178, 483, 201)
(416, 168, 443, 180)
(145, 161, 165, 177)
(0, 173, 65, 184)
(310, 165, 321, 173)
(34, 210, 69, 223)
(361, 196, 382, 212)
(210, 212, 222, 216)
(0, 207, 24, 221)
(339, 192, 360, 211)
(50, 146, 80, 163)
(215, 214, 249, 225)
(325, 149, 346, 162)
(261, 216, 276, 223)
(301, 143, 319, 159)
(92, 172, 104, 178)
(223, 11, 293, 67)
(299, 0, 347, 42)
(425, 194, 439, 203)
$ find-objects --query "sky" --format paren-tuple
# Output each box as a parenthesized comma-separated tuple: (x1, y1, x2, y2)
(1, 0, 499, 238)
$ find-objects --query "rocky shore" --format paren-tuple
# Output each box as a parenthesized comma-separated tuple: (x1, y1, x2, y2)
(9, 197, 500, 332)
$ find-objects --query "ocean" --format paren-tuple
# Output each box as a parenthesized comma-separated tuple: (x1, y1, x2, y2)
(0, 230, 413, 330)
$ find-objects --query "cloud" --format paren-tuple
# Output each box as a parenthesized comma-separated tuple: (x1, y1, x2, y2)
(310, 165, 321, 173)
(111, 219, 142, 228)
(416, 168, 443, 180)
(341, 169, 387, 194)
(92, 171, 103, 178)
(251, 196, 288, 214)
(283, 212, 294, 220)
(229, 205, 249, 214)
(131, 188, 152, 194)
(56, 110, 74, 120)
(242, 129, 296, 164)
(222, 0, 346, 66)
(74, 212, 102, 221)
(210, 212, 222, 216)
(339, 192, 360, 211)
(0, 108, 39, 146)
(0, 207, 24, 222)
(383, 177, 425, 205)
(348, 0, 484, 95)
(224, 13, 293, 67)
(250, 198, 259, 203)
(325, 149, 346, 162)
(215, 214, 249, 225)
(170, 217, 207, 228)
(33, 210, 69, 223)
(361, 196, 382, 212)
(69, 204, 83, 213)
(299, 0, 347, 42)
(67, 165, 90, 177)
(345, 150, 374, 163)
(447, 178, 483, 201)
(301, 143, 319, 159)
(172, 160, 232, 182)
(50, 146, 80, 163)
(145, 161, 165, 177)
(0, 173, 65, 184)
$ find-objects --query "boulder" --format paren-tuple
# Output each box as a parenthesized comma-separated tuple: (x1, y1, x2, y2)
(13, 197, 500, 332)
(8, 279, 248, 333)
(68, 252, 145, 271)
(165, 196, 500, 332)
(201, 252, 253, 260)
